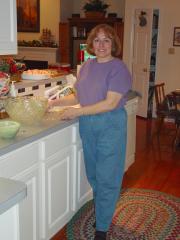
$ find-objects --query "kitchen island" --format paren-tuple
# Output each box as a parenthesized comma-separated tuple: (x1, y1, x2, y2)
(0, 96, 138, 240)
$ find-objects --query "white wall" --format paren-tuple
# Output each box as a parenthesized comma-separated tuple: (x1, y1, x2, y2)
(18, 0, 60, 45)
(123, 0, 180, 94)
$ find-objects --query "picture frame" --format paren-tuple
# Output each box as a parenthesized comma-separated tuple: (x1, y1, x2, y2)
(173, 27, 180, 46)
(17, 0, 40, 32)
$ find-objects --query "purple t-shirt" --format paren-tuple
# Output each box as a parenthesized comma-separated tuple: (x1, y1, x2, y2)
(75, 58, 132, 108)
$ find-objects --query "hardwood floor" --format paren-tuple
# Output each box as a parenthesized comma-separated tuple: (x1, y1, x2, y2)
(122, 117, 180, 197)
(52, 117, 180, 239)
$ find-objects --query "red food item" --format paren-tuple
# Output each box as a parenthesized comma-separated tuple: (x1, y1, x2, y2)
(0, 71, 8, 78)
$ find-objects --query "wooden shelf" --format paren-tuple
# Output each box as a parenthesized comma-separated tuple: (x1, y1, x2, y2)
(59, 18, 124, 67)
(68, 17, 123, 24)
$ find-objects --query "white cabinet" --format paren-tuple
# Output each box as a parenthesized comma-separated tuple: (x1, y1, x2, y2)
(39, 125, 92, 240)
(0, 143, 40, 240)
(0, 0, 17, 55)
(41, 147, 74, 240)
(125, 98, 138, 171)
(14, 166, 40, 240)
(39, 126, 75, 240)
(0, 205, 19, 240)
(74, 142, 92, 211)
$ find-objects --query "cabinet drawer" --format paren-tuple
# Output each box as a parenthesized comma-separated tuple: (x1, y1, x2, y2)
(0, 143, 39, 178)
(42, 126, 74, 159)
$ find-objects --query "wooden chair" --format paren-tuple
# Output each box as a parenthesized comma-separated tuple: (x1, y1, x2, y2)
(172, 92, 180, 149)
(153, 83, 176, 136)
(154, 83, 167, 135)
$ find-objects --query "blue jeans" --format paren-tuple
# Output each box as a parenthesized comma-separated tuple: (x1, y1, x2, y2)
(79, 108, 127, 232)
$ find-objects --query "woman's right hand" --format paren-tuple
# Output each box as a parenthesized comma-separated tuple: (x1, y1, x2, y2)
(48, 98, 56, 110)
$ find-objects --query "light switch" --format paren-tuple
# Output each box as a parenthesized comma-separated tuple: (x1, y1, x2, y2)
(168, 48, 175, 54)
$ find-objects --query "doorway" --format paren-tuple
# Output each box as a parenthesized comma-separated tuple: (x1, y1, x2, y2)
(132, 9, 159, 118)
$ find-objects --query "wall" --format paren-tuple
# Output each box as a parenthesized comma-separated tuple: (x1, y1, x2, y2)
(123, 0, 180, 94)
(60, 0, 73, 21)
(18, 0, 60, 45)
(17, 0, 125, 44)
(72, 0, 125, 19)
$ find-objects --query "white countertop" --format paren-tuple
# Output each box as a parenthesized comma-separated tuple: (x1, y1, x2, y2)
(0, 115, 77, 157)
(0, 177, 27, 215)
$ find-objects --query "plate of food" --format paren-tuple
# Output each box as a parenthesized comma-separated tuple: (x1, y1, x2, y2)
(21, 69, 51, 80)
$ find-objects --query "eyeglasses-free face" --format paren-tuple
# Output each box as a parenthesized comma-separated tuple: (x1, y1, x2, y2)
(93, 30, 113, 62)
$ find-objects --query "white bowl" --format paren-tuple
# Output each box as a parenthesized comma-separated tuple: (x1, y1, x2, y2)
(0, 120, 21, 139)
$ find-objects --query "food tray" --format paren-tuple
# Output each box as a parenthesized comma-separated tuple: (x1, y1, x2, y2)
(21, 73, 50, 80)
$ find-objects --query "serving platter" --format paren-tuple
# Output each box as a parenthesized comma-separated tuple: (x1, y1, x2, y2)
(21, 73, 50, 80)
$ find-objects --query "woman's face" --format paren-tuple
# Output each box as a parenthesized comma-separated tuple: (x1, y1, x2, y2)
(93, 30, 112, 62)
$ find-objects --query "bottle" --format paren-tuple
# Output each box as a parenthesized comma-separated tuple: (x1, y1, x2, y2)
(10, 81, 17, 97)
(78, 44, 85, 64)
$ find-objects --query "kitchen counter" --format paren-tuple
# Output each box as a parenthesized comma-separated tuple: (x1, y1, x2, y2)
(0, 95, 139, 157)
(0, 177, 26, 215)
(0, 115, 77, 157)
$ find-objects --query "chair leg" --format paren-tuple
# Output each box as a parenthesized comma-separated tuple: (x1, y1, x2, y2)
(173, 125, 180, 151)
(156, 116, 164, 137)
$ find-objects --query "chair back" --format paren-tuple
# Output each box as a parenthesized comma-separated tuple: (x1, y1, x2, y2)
(154, 83, 166, 113)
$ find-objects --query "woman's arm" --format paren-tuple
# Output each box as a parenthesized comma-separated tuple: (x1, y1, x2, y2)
(61, 91, 122, 120)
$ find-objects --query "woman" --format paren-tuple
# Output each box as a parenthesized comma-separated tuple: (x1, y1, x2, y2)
(49, 24, 132, 240)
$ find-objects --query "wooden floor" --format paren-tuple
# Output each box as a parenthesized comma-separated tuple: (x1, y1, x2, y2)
(122, 117, 180, 197)
(52, 117, 180, 239)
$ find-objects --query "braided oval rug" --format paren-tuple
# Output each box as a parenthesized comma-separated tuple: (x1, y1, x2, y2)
(66, 188, 180, 240)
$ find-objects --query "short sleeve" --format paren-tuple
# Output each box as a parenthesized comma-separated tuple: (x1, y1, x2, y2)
(107, 62, 132, 95)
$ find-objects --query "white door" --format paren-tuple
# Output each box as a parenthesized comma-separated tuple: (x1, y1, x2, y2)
(132, 9, 153, 118)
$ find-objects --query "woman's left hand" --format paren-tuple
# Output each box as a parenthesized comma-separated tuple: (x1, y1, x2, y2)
(61, 107, 81, 120)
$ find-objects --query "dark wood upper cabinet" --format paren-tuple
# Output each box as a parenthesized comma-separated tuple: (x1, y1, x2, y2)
(59, 17, 124, 68)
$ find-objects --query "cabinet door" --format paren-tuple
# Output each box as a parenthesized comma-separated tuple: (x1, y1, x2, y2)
(124, 99, 138, 171)
(75, 142, 92, 211)
(0, 205, 19, 240)
(14, 165, 40, 240)
(42, 147, 74, 239)
(0, 0, 17, 54)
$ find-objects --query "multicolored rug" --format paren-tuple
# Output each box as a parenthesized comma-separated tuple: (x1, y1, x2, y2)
(66, 188, 180, 240)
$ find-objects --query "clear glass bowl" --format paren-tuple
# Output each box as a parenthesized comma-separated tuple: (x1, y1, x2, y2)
(3, 96, 48, 125)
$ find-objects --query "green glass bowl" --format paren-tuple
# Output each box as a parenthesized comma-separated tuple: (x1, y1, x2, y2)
(0, 120, 21, 139)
